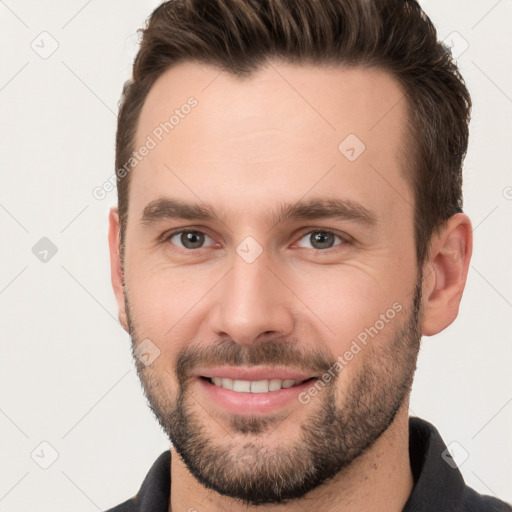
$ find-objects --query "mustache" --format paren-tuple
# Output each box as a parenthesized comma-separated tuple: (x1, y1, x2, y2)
(175, 338, 336, 384)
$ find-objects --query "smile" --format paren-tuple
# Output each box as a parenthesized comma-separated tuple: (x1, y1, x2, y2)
(204, 377, 310, 393)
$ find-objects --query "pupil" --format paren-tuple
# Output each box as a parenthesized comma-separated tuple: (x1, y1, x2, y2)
(312, 231, 333, 249)
(182, 231, 203, 248)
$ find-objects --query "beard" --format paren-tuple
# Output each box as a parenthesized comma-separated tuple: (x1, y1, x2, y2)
(126, 278, 423, 506)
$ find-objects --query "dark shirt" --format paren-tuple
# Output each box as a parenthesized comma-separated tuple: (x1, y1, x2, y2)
(104, 417, 511, 511)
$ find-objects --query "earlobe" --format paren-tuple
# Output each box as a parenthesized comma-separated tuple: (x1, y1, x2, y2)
(420, 213, 473, 336)
(108, 206, 129, 332)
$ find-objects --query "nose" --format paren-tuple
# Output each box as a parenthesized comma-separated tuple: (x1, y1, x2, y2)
(207, 245, 295, 346)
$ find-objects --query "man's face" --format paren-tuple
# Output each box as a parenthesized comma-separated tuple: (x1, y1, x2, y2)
(117, 61, 424, 504)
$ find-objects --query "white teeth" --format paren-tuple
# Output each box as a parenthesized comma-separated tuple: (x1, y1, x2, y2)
(233, 380, 251, 392)
(221, 378, 233, 390)
(209, 377, 305, 393)
(268, 379, 283, 391)
(250, 380, 269, 393)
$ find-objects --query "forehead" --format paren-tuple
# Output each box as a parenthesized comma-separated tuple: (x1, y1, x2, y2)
(130, 60, 412, 224)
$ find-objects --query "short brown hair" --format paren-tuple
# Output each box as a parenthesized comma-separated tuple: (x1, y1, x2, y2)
(115, 0, 471, 268)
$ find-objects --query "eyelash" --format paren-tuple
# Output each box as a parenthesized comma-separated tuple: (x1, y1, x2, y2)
(161, 228, 350, 252)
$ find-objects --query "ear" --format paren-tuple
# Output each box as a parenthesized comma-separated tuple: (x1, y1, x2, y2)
(108, 206, 129, 332)
(420, 213, 473, 336)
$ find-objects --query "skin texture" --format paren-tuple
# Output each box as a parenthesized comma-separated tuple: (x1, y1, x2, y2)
(108, 61, 473, 512)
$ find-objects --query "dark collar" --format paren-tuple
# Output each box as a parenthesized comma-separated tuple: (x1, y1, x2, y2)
(403, 416, 466, 511)
(107, 417, 510, 511)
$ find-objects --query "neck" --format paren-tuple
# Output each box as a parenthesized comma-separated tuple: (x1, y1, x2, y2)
(169, 402, 414, 512)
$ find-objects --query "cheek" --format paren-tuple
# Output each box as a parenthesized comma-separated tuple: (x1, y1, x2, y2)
(125, 263, 215, 352)
(292, 265, 409, 354)
(295, 270, 411, 397)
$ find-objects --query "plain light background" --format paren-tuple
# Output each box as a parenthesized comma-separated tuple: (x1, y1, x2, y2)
(0, 0, 510, 510)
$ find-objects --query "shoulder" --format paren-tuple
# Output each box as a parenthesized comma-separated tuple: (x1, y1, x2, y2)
(102, 450, 171, 512)
(103, 496, 138, 512)
(461, 486, 512, 512)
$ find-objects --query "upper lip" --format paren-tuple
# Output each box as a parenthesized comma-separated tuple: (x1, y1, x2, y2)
(194, 366, 316, 382)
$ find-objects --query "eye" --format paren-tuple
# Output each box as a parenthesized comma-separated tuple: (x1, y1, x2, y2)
(163, 228, 347, 252)
(166, 230, 215, 250)
(296, 229, 346, 250)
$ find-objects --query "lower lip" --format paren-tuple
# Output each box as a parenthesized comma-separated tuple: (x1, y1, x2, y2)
(197, 377, 317, 415)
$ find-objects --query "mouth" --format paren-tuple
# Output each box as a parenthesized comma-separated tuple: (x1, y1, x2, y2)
(197, 375, 319, 416)
(200, 376, 317, 393)
(193, 366, 322, 415)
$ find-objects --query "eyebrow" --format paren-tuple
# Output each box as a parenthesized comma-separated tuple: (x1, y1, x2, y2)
(140, 196, 377, 229)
